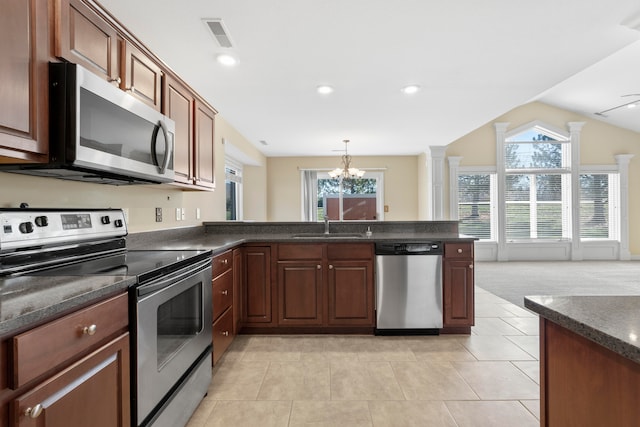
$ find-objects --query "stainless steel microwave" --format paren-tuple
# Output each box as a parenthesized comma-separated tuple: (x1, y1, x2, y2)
(1, 62, 175, 185)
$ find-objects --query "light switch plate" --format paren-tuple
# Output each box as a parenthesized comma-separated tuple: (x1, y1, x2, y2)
(176, 208, 181, 221)
(155, 207, 162, 222)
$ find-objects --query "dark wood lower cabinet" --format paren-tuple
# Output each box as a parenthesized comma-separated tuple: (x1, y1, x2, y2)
(243, 246, 273, 326)
(541, 319, 640, 426)
(11, 333, 130, 427)
(277, 261, 323, 325)
(327, 260, 374, 325)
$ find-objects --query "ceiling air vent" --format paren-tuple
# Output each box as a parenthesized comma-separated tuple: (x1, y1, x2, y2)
(204, 19, 234, 48)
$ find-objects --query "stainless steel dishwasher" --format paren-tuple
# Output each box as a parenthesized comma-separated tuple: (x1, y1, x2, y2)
(375, 242, 443, 335)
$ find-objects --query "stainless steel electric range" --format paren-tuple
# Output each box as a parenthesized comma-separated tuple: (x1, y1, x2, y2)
(0, 208, 212, 427)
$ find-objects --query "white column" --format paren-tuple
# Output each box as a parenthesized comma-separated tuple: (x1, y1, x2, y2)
(616, 154, 634, 260)
(428, 146, 447, 220)
(494, 122, 509, 261)
(448, 157, 462, 220)
(568, 122, 585, 261)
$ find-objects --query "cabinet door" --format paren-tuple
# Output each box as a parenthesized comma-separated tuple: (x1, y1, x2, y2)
(327, 260, 374, 326)
(194, 101, 216, 189)
(54, 0, 120, 84)
(443, 259, 474, 327)
(163, 76, 194, 184)
(243, 247, 272, 324)
(122, 41, 162, 111)
(12, 333, 130, 427)
(277, 261, 323, 326)
(0, 0, 49, 161)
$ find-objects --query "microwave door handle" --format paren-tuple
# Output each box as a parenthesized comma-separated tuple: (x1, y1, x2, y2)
(153, 120, 172, 174)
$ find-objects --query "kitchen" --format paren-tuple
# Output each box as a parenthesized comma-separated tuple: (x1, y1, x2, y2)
(2, 0, 640, 426)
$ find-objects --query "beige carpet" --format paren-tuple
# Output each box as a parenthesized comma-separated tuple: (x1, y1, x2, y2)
(475, 261, 640, 308)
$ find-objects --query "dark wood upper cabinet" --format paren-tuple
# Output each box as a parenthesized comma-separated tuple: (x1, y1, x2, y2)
(122, 40, 162, 111)
(163, 76, 194, 185)
(0, 0, 50, 161)
(194, 101, 216, 189)
(54, 0, 120, 84)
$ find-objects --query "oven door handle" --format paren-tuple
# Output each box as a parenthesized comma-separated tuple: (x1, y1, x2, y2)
(137, 259, 211, 298)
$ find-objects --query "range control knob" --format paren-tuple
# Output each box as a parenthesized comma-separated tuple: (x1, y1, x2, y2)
(19, 222, 34, 234)
(114, 219, 124, 228)
(101, 216, 111, 225)
(34, 216, 48, 227)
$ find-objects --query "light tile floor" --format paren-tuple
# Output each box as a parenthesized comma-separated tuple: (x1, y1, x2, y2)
(186, 287, 540, 427)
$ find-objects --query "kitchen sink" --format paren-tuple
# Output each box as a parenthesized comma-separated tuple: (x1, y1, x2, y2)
(291, 233, 365, 239)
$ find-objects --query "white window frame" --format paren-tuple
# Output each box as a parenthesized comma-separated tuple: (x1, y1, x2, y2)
(454, 166, 498, 241)
(225, 158, 243, 221)
(301, 170, 385, 221)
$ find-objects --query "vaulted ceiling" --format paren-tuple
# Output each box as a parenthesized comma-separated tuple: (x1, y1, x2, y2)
(99, 0, 640, 157)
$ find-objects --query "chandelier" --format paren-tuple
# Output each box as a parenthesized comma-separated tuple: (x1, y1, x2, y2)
(328, 139, 365, 179)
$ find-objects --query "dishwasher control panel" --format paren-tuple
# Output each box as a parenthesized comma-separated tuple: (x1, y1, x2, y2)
(375, 242, 443, 255)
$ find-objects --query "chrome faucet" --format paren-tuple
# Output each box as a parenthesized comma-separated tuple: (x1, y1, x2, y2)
(324, 217, 330, 235)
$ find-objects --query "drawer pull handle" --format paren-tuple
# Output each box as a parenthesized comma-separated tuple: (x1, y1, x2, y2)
(221, 259, 228, 265)
(221, 290, 228, 295)
(82, 324, 97, 336)
(25, 404, 43, 419)
(222, 331, 229, 336)
(457, 248, 463, 253)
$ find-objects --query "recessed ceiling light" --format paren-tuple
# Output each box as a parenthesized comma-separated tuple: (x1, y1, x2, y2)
(401, 85, 421, 95)
(216, 53, 238, 66)
(317, 85, 334, 95)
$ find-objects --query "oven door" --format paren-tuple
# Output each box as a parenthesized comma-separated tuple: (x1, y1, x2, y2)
(135, 258, 212, 424)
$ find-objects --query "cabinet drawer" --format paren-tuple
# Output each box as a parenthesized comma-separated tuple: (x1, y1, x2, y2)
(212, 268, 233, 321)
(327, 243, 373, 260)
(278, 244, 323, 260)
(212, 250, 233, 278)
(12, 333, 130, 427)
(444, 242, 474, 259)
(12, 293, 128, 388)
(213, 307, 234, 365)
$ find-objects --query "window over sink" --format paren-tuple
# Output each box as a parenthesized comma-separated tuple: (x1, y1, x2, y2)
(301, 170, 384, 221)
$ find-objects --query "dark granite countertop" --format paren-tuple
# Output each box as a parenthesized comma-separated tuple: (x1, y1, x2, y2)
(0, 274, 135, 338)
(127, 221, 476, 254)
(1, 221, 474, 339)
(525, 295, 640, 364)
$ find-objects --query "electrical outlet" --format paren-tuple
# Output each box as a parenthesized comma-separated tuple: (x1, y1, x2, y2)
(196, 208, 201, 220)
(384, 205, 389, 212)
(176, 208, 181, 221)
(155, 207, 162, 222)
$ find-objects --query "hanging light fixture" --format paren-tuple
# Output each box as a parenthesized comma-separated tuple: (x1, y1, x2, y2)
(328, 139, 365, 179)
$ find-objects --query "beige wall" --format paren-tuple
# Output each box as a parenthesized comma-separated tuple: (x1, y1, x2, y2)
(445, 101, 640, 255)
(0, 115, 267, 232)
(267, 156, 420, 221)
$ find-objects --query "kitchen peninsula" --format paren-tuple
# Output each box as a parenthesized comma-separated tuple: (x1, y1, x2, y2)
(525, 295, 640, 427)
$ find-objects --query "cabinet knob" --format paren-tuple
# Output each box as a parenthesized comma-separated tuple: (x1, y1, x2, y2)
(108, 76, 122, 85)
(469, 264, 474, 269)
(222, 331, 229, 336)
(82, 324, 97, 336)
(221, 289, 228, 295)
(457, 248, 463, 254)
(317, 265, 321, 270)
(329, 265, 333, 269)
(25, 404, 43, 419)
